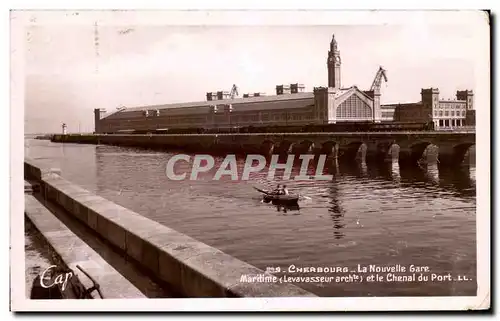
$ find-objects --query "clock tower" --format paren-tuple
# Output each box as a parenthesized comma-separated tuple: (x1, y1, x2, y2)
(327, 34, 341, 89)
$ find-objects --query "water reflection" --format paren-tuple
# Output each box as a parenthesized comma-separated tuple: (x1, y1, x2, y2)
(359, 161, 368, 177)
(390, 162, 401, 182)
(423, 163, 440, 185)
(26, 139, 477, 297)
(375, 161, 401, 183)
(439, 165, 476, 198)
(275, 204, 300, 214)
(469, 167, 476, 185)
(95, 148, 105, 193)
(324, 158, 340, 176)
(328, 184, 345, 240)
(395, 162, 476, 199)
(340, 160, 368, 178)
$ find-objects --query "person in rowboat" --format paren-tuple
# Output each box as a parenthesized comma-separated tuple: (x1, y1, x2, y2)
(282, 185, 289, 195)
(272, 184, 282, 195)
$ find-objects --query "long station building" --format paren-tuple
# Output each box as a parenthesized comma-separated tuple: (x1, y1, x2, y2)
(94, 34, 475, 133)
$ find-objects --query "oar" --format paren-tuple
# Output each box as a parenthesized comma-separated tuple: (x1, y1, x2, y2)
(253, 186, 270, 195)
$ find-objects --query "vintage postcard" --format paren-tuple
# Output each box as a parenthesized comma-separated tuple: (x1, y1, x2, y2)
(11, 9, 490, 312)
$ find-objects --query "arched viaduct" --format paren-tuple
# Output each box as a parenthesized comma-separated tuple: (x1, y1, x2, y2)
(52, 131, 476, 166)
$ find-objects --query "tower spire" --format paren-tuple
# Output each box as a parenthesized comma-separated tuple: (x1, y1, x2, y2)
(330, 34, 337, 51)
(327, 34, 341, 89)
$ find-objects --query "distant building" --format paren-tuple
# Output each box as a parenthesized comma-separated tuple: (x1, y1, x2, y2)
(465, 109, 476, 126)
(94, 34, 473, 133)
(381, 88, 474, 129)
(380, 104, 397, 122)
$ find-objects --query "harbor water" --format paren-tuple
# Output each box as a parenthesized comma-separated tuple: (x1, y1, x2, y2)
(25, 138, 477, 297)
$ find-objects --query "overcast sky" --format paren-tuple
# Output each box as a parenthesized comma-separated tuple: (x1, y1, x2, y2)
(21, 11, 488, 133)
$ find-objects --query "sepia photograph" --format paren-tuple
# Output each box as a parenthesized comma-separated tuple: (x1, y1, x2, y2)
(11, 8, 490, 311)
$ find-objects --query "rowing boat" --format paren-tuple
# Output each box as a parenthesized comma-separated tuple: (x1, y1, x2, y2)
(253, 187, 300, 205)
(263, 194, 299, 204)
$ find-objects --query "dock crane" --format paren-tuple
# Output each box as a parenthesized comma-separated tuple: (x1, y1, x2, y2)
(207, 84, 239, 101)
(367, 66, 388, 122)
(229, 84, 239, 99)
(370, 66, 388, 93)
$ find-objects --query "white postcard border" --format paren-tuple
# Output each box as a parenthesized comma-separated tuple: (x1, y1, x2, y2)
(9, 8, 490, 312)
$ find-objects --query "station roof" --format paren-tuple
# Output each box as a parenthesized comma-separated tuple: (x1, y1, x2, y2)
(103, 92, 315, 119)
(102, 87, 360, 120)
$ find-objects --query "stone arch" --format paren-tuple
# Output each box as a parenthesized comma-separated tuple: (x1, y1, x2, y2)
(277, 140, 294, 155)
(298, 140, 315, 154)
(260, 140, 275, 156)
(321, 141, 339, 158)
(342, 141, 367, 162)
(410, 142, 437, 163)
(377, 142, 401, 162)
(451, 143, 475, 165)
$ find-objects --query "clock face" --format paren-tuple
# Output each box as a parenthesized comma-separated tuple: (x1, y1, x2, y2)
(335, 56, 341, 63)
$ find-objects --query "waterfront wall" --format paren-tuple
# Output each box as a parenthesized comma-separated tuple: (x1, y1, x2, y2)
(24, 158, 316, 298)
(51, 132, 476, 165)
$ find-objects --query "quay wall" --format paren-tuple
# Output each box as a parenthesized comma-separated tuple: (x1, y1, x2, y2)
(24, 158, 316, 298)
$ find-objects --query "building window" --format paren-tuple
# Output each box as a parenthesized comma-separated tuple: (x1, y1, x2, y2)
(336, 95, 372, 119)
(439, 111, 443, 116)
(445, 111, 449, 116)
(439, 119, 444, 127)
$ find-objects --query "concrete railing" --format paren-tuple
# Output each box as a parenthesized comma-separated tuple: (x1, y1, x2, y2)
(24, 158, 316, 298)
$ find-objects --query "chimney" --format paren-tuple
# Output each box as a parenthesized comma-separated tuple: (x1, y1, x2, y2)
(217, 91, 223, 100)
(276, 84, 290, 95)
(206, 92, 213, 101)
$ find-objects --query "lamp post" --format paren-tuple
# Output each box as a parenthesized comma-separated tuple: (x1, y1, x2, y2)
(228, 104, 233, 132)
